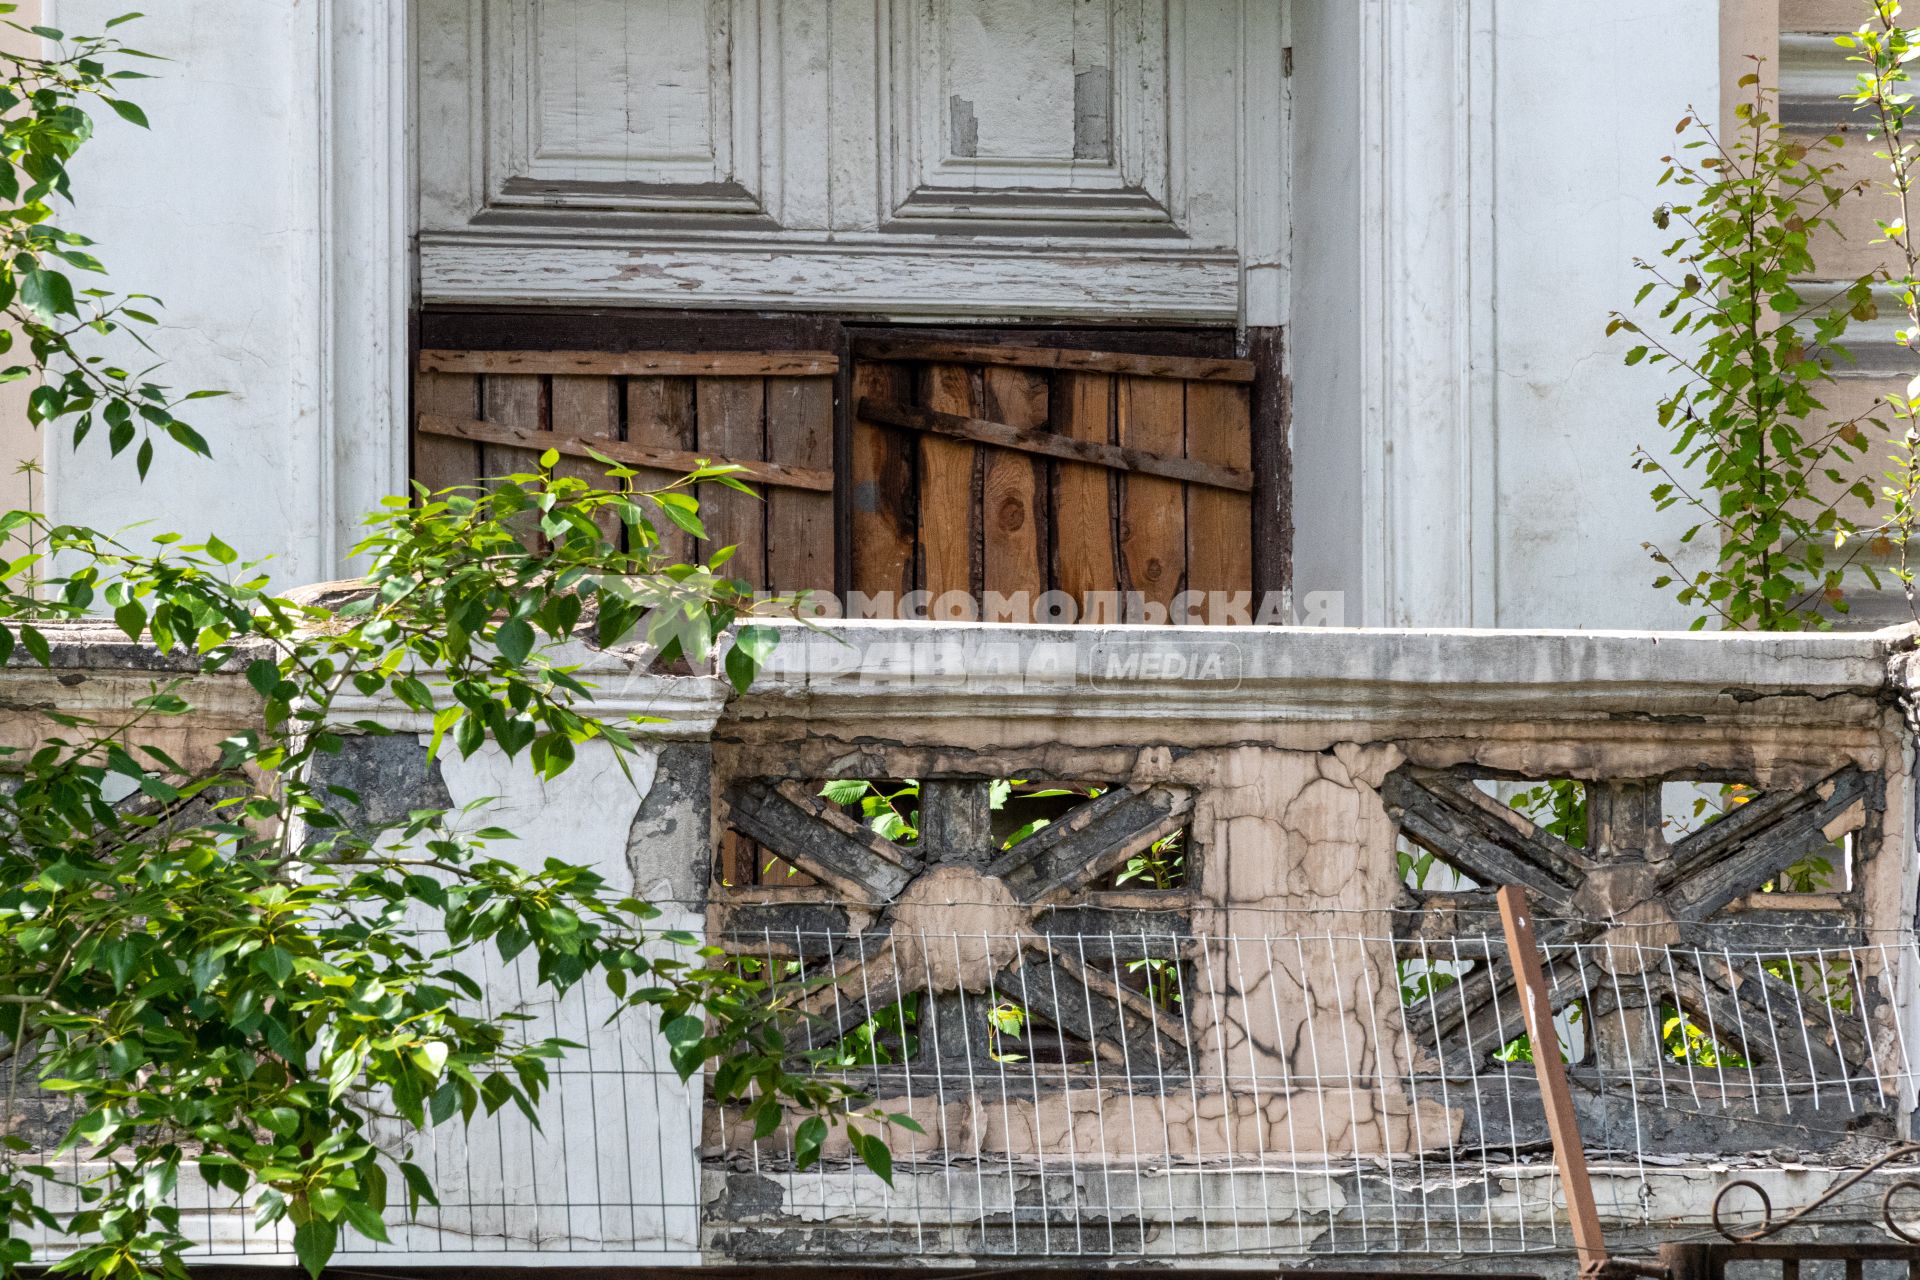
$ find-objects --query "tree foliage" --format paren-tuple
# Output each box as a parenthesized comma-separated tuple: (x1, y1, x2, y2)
(1614, 71, 1881, 630)
(0, 16, 902, 1280)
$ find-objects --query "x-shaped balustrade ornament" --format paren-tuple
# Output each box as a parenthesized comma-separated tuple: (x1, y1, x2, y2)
(715, 775, 1197, 1069)
(1383, 767, 1878, 1081)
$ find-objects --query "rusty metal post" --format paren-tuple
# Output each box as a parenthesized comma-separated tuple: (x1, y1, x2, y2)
(1498, 884, 1609, 1273)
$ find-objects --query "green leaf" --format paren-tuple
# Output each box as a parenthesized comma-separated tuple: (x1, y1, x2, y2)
(494, 617, 534, 665)
(340, 1197, 393, 1245)
(206, 534, 237, 564)
(856, 1130, 893, 1185)
(105, 96, 149, 127)
(293, 1217, 337, 1279)
(20, 268, 75, 320)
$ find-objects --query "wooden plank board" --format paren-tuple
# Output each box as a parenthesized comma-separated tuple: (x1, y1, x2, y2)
(415, 416, 833, 493)
(1496, 886, 1608, 1270)
(918, 363, 979, 606)
(980, 366, 1049, 608)
(480, 372, 544, 484)
(626, 377, 698, 565)
(1248, 326, 1291, 603)
(1118, 376, 1187, 616)
(548, 375, 621, 542)
(694, 377, 768, 588)
(1184, 380, 1254, 617)
(856, 397, 1251, 492)
(849, 361, 916, 613)
(413, 371, 480, 496)
(764, 376, 835, 595)
(421, 349, 839, 378)
(1052, 372, 1119, 620)
(850, 337, 1255, 384)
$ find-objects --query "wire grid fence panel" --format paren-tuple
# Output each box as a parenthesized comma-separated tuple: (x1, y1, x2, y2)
(703, 926, 1920, 1261)
(17, 927, 1920, 1265)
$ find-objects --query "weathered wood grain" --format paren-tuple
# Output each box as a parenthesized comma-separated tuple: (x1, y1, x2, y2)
(856, 397, 1253, 493)
(1117, 376, 1187, 615)
(764, 377, 836, 595)
(851, 337, 1255, 383)
(415, 415, 833, 493)
(988, 784, 1193, 904)
(413, 371, 480, 495)
(918, 363, 979, 605)
(919, 779, 994, 867)
(849, 361, 916, 613)
(421, 349, 840, 377)
(1052, 372, 1118, 618)
(694, 377, 768, 588)
(1381, 770, 1583, 906)
(548, 374, 621, 541)
(980, 367, 1050, 604)
(723, 778, 917, 903)
(625, 376, 698, 564)
(1184, 380, 1253, 612)
(480, 371, 544, 483)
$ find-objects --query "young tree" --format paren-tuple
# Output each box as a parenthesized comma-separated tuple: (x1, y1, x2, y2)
(0, 14, 899, 1279)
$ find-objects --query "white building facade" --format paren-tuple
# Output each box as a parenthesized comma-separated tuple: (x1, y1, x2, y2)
(31, 0, 1778, 630)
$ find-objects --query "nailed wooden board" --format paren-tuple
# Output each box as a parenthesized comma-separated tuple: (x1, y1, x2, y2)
(919, 363, 979, 602)
(980, 366, 1049, 604)
(1184, 380, 1253, 610)
(849, 337, 1255, 383)
(413, 372, 480, 495)
(694, 378, 768, 587)
(1052, 372, 1119, 615)
(856, 397, 1252, 492)
(548, 374, 621, 541)
(625, 377, 698, 564)
(420, 349, 840, 378)
(764, 376, 835, 594)
(849, 361, 916, 608)
(1118, 375, 1187, 613)
(415, 415, 833, 493)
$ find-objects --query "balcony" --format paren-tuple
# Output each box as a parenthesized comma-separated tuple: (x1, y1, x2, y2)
(10, 619, 1920, 1271)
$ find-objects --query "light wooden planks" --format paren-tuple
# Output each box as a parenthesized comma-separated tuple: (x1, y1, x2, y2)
(856, 397, 1252, 492)
(421, 349, 839, 378)
(415, 415, 833, 493)
(548, 374, 621, 541)
(849, 361, 916, 611)
(413, 371, 480, 495)
(1118, 377, 1186, 616)
(625, 376, 699, 565)
(1052, 372, 1118, 618)
(918, 364, 979, 605)
(1183, 381, 1253, 614)
(694, 378, 768, 586)
(980, 366, 1049, 605)
(764, 377, 835, 594)
(850, 337, 1255, 383)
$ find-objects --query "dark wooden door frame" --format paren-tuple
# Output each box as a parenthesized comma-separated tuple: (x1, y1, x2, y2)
(415, 307, 1292, 607)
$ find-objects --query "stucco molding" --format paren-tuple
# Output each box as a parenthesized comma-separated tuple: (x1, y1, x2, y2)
(320, 0, 411, 575)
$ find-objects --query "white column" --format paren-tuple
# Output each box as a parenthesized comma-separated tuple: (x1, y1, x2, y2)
(1357, 0, 1496, 628)
(319, 0, 411, 576)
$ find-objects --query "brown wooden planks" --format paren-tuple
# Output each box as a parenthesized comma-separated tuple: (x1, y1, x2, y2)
(980, 367, 1049, 610)
(918, 364, 979, 607)
(1184, 381, 1253, 620)
(764, 377, 835, 595)
(1053, 372, 1118, 619)
(850, 337, 1254, 384)
(849, 362, 916, 612)
(626, 377, 698, 565)
(421, 349, 838, 378)
(413, 371, 480, 495)
(1118, 377, 1187, 617)
(549, 375, 622, 541)
(480, 372, 543, 483)
(855, 398, 1252, 491)
(695, 377, 768, 588)
(414, 416, 832, 493)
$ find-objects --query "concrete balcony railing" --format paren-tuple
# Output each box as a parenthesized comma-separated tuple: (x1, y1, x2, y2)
(11, 619, 1920, 1273)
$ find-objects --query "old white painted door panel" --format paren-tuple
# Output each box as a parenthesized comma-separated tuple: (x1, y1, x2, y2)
(414, 0, 1264, 319)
